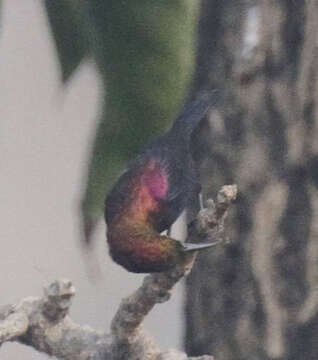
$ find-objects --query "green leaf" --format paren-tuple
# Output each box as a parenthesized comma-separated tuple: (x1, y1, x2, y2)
(81, 0, 201, 239)
(44, 0, 90, 83)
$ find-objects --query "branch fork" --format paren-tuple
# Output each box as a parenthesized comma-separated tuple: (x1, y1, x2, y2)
(0, 185, 237, 360)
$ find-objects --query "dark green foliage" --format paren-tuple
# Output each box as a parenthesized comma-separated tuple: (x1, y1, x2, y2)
(81, 0, 201, 233)
(44, 0, 90, 82)
(44, 0, 201, 238)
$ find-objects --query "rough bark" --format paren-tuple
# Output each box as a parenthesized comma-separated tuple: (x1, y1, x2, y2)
(186, 1, 318, 360)
(0, 186, 237, 360)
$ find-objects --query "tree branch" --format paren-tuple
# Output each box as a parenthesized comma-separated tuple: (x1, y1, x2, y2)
(0, 185, 237, 360)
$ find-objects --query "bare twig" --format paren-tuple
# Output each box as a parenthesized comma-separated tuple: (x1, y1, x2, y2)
(0, 185, 237, 360)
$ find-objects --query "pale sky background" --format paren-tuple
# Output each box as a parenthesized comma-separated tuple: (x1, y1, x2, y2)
(0, 1, 184, 358)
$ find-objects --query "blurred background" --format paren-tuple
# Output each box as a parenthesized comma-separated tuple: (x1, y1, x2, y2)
(1, 1, 318, 359)
(0, 1, 184, 359)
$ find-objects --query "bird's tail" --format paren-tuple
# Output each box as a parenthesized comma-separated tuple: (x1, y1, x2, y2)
(170, 90, 219, 140)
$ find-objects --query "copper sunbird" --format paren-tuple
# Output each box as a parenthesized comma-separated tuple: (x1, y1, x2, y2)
(105, 91, 219, 273)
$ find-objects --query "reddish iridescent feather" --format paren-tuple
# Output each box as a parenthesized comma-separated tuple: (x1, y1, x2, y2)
(107, 160, 181, 273)
(105, 91, 219, 273)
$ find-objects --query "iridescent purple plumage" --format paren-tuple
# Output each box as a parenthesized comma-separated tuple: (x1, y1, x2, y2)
(105, 91, 219, 273)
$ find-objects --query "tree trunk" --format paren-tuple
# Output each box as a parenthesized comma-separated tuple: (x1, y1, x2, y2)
(185, 1, 318, 359)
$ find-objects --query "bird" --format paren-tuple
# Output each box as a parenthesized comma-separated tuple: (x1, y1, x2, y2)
(105, 91, 219, 273)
